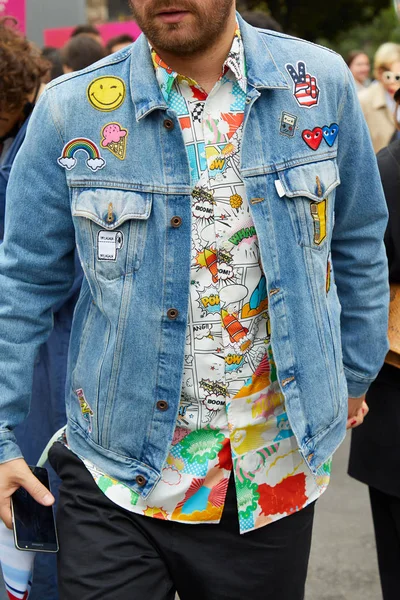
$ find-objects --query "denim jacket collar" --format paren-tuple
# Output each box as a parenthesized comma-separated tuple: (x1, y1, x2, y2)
(130, 12, 289, 121)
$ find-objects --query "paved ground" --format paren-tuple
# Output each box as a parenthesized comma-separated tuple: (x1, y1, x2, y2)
(306, 432, 381, 600)
(0, 433, 382, 600)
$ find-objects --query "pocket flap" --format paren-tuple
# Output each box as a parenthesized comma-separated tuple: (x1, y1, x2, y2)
(277, 159, 340, 202)
(72, 188, 152, 229)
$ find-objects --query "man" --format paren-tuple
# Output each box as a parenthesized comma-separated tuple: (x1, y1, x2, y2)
(0, 2, 389, 599)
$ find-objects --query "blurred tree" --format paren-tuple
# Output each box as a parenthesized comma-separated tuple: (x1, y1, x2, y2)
(238, 0, 391, 41)
(317, 6, 400, 60)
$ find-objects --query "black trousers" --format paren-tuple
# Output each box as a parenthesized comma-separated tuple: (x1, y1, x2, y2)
(49, 442, 315, 600)
(369, 486, 400, 600)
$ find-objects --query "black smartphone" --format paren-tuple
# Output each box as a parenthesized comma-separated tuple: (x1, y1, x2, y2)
(11, 466, 59, 553)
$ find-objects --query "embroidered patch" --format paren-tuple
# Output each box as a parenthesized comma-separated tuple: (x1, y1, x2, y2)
(310, 199, 327, 245)
(279, 111, 298, 137)
(322, 123, 339, 147)
(302, 123, 339, 151)
(75, 388, 94, 416)
(101, 123, 128, 160)
(98, 230, 124, 261)
(87, 76, 126, 112)
(302, 127, 323, 151)
(286, 61, 320, 108)
(58, 138, 106, 172)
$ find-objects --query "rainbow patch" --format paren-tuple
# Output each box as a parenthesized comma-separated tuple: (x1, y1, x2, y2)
(58, 138, 106, 172)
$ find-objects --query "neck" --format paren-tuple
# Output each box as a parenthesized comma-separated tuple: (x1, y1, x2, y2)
(152, 11, 237, 94)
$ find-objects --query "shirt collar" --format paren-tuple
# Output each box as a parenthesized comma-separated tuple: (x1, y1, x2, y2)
(151, 23, 247, 104)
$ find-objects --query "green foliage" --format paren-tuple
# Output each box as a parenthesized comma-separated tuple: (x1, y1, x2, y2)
(317, 6, 400, 61)
(239, 0, 393, 43)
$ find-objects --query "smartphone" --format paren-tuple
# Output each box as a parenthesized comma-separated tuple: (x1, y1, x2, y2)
(11, 466, 59, 553)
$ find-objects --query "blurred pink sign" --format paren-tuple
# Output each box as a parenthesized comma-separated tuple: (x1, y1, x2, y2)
(0, 0, 26, 31)
(44, 21, 142, 48)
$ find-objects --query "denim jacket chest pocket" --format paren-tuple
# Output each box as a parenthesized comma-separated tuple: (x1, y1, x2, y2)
(277, 158, 340, 251)
(71, 188, 152, 281)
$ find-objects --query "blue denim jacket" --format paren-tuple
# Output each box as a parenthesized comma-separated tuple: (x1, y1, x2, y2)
(0, 17, 389, 497)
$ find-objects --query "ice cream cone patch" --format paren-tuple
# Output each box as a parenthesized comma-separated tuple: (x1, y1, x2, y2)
(101, 123, 128, 160)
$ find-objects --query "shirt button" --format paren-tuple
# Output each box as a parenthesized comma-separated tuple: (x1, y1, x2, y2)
(136, 475, 147, 487)
(163, 118, 174, 130)
(157, 400, 169, 411)
(171, 216, 182, 228)
(167, 308, 179, 320)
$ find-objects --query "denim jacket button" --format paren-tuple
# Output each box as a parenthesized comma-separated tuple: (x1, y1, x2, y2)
(164, 119, 174, 131)
(157, 400, 169, 411)
(167, 308, 179, 320)
(171, 216, 182, 228)
(136, 475, 147, 487)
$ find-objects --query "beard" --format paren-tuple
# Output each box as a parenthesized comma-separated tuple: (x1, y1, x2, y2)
(130, 0, 235, 56)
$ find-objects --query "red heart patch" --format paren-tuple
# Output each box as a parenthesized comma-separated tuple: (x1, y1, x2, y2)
(302, 127, 323, 151)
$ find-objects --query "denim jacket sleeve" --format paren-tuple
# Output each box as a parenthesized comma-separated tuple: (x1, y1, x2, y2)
(333, 64, 390, 398)
(0, 89, 75, 463)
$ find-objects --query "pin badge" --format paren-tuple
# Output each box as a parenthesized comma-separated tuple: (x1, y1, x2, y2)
(97, 230, 124, 262)
(280, 111, 298, 137)
(75, 388, 93, 432)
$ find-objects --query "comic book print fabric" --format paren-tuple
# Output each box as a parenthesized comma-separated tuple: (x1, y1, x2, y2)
(84, 27, 331, 534)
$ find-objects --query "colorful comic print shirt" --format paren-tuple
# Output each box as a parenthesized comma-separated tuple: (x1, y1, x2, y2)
(83, 27, 331, 534)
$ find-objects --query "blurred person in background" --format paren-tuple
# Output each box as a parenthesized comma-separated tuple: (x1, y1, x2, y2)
(240, 10, 282, 32)
(0, 17, 82, 600)
(0, 18, 47, 236)
(70, 24, 103, 46)
(62, 34, 106, 73)
(105, 34, 135, 54)
(359, 43, 400, 153)
(41, 47, 64, 83)
(349, 87, 400, 600)
(346, 50, 370, 92)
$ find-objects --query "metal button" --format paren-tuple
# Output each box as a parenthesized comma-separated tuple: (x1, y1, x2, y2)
(167, 308, 179, 320)
(164, 118, 174, 130)
(171, 216, 182, 228)
(136, 475, 147, 487)
(157, 400, 169, 411)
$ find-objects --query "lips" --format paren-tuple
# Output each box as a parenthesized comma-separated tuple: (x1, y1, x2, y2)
(156, 8, 190, 23)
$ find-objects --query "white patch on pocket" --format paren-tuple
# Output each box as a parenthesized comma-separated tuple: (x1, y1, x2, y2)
(97, 230, 124, 261)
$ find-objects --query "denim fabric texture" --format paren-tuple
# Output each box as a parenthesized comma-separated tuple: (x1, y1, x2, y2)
(0, 15, 389, 499)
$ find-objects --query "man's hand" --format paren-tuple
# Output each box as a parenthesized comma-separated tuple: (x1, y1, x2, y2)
(346, 395, 369, 430)
(0, 459, 55, 529)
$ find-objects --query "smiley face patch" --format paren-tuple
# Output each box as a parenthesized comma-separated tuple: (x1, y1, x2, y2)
(87, 76, 126, 112)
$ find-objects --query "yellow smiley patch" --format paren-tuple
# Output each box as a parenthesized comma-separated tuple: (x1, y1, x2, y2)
(87, 76, 126, 112)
